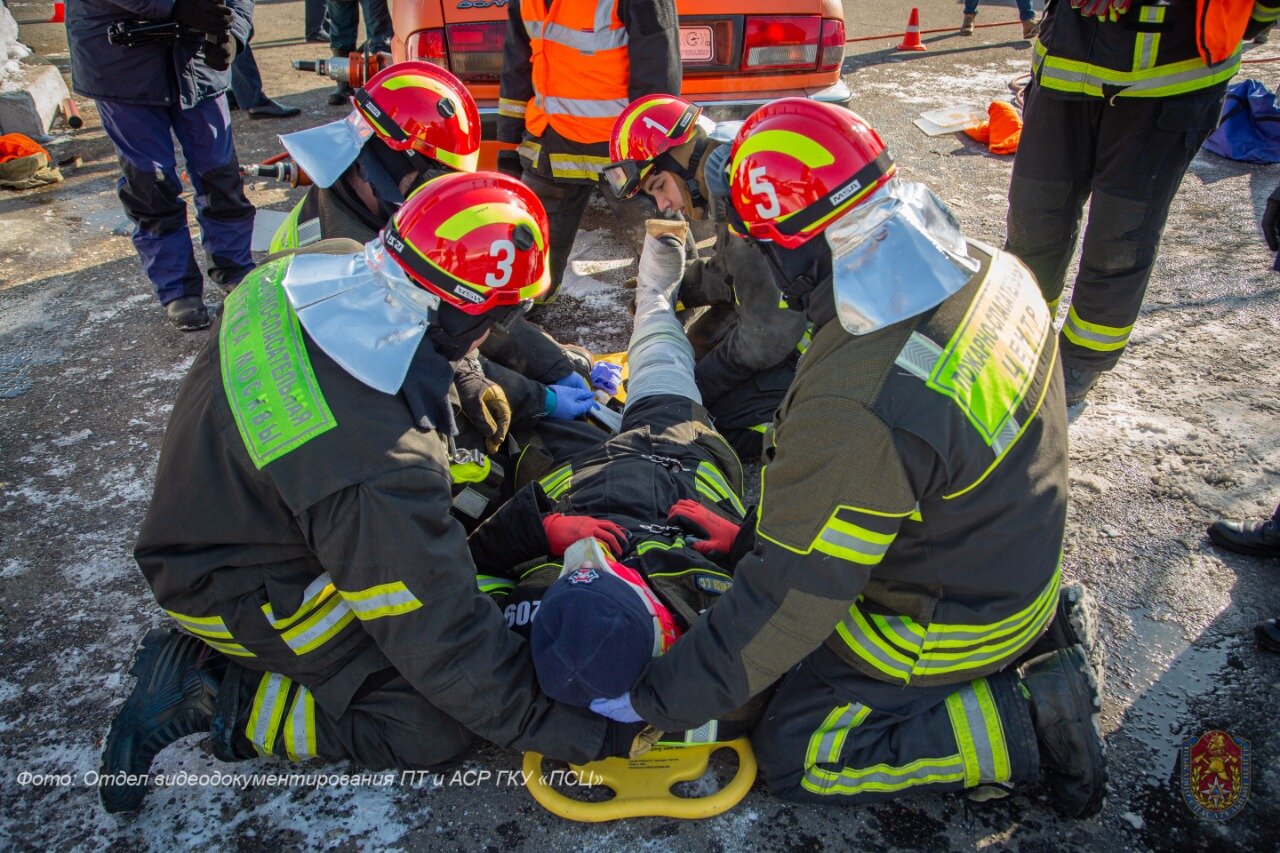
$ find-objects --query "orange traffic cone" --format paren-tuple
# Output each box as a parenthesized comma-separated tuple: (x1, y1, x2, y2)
(897, 8, 928, 51)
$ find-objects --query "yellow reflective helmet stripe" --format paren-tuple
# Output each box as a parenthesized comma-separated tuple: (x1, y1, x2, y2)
(377, 74, 471, 134)
(730, 129, 836, 178)
(616, 96, 680, 160)
(436, 202, 546, 250)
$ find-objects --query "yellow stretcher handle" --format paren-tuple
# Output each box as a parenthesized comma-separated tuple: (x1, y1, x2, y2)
(522, 739, 757, 822)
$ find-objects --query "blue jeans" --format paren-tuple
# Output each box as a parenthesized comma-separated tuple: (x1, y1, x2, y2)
(97, 96, 255, 304)
(964, 0, 1036, 20)
(327, 0, 392, 53)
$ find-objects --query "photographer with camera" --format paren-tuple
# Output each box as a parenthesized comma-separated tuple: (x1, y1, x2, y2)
(67, 0, 256, 330)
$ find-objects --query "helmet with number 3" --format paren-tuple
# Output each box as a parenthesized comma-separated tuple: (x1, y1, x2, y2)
(728, 99, 896, 249)
(382, 172, 550, 314)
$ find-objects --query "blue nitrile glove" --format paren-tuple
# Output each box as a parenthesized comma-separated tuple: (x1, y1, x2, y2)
(544, 385, 595, 420)
(554, 371, 591, 393)
(590, 362, 623, 396)
(590, 693, 642, 723)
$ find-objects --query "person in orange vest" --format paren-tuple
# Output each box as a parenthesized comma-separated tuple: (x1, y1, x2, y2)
(1005, 0, 1275, 406)
(498, 0, 680, 305)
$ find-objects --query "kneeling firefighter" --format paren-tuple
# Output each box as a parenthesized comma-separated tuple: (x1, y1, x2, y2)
(100, 172, 646, 814)
(269, 60, 607, 521)
(593, 100, 1109, 818)
(604, 95, 810, 460)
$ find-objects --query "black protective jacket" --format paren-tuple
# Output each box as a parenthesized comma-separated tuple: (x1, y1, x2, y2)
(134, 256, 606, 764)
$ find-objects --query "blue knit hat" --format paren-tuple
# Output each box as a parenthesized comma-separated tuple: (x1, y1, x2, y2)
(531, 567, 656, 708)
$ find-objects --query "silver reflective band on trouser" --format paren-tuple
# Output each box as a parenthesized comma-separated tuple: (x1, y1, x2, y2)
(283, 685, 317, 760)
(943, 679, 1010, 785)
(279, 109, 375, 189)
(539, 96, 630, 119)
(829, 180, 977, 336)
(281, 239, 440, 395)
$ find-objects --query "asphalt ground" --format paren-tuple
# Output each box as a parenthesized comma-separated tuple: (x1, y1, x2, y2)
(2, 0, 1280, 849)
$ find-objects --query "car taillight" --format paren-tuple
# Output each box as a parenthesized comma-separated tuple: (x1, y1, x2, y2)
(405, 29, 448, 69)
(446, 22, 505, 80)
(742, 16, 820, 71)
(818, 19, 845, 72)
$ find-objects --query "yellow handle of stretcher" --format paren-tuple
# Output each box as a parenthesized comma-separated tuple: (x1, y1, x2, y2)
(522, 739, 757, 822)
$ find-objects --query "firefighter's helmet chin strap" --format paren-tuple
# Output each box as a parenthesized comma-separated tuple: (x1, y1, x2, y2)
(680, 136, 711, 212)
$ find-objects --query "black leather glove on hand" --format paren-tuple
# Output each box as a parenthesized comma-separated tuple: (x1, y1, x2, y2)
(1263, 183, 1280, 252)
(454, 355, 513, 454)
(172, 0, 233, 34)
(202, 32, 236, 72)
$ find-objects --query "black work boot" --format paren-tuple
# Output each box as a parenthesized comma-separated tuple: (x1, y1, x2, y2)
(1021, 645, 1107, 818)
(165, 296, 210, 332)
(1062, 364, 1102, 407)
(100, 629, 222, 813)
(1017, 584, 1098, 674)
(1207, 511, 1280, 558)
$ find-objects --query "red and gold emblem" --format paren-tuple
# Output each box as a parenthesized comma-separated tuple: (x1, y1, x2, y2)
(1180, 730, 1251, 821)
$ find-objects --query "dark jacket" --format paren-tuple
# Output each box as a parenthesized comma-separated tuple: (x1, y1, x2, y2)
(67, 0, 253, 109)
(134, 254, 607, 764)
(632, 243, 1070, 733)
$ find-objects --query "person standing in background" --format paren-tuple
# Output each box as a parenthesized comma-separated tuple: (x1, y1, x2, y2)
(66, 0, 257, 330)
(325, 0, 391, 104)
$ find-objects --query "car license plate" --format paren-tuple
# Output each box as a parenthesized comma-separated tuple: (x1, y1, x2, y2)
(680, 26, 714, 63)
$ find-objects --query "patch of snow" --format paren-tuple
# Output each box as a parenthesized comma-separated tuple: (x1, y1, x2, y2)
(0, 5, 32, 92)
(51, 430, 92, 447)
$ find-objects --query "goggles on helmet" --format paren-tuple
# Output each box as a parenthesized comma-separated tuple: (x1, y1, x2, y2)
(603, 103, 700, 200)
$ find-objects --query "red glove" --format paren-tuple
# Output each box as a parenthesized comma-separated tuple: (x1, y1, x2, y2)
(542, 513, 628, 557)
(667, 499, 740, 556)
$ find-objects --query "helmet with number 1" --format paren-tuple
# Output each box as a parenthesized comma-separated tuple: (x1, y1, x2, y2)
(604, 95, 706, 199)
(382, 172, 550, 314)
(728, 99, 896, 249)
(354, 61, 481, 173)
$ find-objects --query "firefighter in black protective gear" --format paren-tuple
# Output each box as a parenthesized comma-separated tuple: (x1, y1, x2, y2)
(604, 94, 810, 461)
(270, 61, 605, 525)
(1005, 0, 1277, 405)
(498, 0, 681, 304)
(589, 100, 1109, 817)
(98, 173, 645, 814)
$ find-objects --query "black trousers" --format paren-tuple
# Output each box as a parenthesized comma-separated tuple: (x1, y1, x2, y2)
(1005, 82, 1224, 371)
(520, 168, 596, 303)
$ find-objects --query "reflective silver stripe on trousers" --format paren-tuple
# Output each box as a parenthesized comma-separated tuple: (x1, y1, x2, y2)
(253, 673, 288, 750)
(1062, 314, 1129, 347)
(540, 95, 629, 119)
(813, 703, 866, 765)
(952, 682, 998, 782)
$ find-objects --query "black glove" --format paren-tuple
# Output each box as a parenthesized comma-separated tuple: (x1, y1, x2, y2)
(202, 32, 236, 72)
(595, 721, 651, 760)
(454, 355, 513, 454)
(172, 0, 233, 34)
(496, 149, 523, 179)
(1263, 183, 1280, 252)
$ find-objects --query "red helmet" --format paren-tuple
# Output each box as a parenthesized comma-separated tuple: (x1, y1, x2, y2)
(354, 61, 481, 173)
(604, 94, 704, 199)
(727, 99, 896, 249)
(382, 172, 550, 314)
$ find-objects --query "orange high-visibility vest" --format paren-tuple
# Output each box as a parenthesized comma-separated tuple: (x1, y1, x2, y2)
(1197, 0, 1256, 64)
(521, 0, 631, 144)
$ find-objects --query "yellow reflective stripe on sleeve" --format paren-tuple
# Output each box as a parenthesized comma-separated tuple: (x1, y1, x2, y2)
(339, 581, 423, 621)
(1034, 40, 1241, 97)
(498, 97, 527, 118)
(260, 574, 335, 629)
(246, 672, 291, 757)
(811, 514, 897, 566)
(516, 140, 542, 167)
(477, 575, 516, 594)
(283, 685, 317, 761)
(165, 610, 257, 657)
(280, 595, 356, 655)
(539, 464, 573, 499)
(1061, 305, 1132, 352)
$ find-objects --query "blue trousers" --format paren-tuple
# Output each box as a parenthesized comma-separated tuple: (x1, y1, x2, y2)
(964, 0, 1035, 20)
(97, 96, 255, 305)
(327, 0, 392, 54)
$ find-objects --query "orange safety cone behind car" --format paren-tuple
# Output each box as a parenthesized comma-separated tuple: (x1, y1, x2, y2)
(897, 8, 928, 51)
(964, 101, 1023, 155)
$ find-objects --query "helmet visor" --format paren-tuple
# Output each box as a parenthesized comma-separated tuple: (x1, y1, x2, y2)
(603, 159, 646, 200)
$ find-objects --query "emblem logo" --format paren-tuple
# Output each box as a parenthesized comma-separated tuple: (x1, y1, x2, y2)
(1180, 730, 1251, 821)
(568, 568, 599, 585)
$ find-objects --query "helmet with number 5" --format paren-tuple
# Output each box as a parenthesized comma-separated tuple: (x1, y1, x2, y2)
(728, 99, 896, 249)
(382, 172, 550, 314)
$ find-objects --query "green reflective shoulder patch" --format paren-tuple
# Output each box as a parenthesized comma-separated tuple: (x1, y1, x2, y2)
(220, 260, 337, 469)
(926, 253, 1050, 446)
